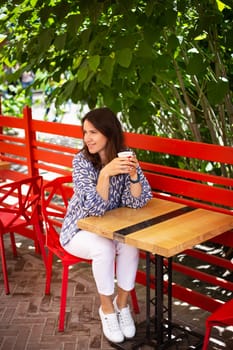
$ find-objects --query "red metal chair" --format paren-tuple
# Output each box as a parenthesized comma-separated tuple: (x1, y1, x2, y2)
(42, 175, 139, 332)
(202, 298, 233, 349)
(0, 175, 44, 294)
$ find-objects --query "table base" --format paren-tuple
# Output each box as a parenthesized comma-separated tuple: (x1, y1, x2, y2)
(109, 318, 204, 349)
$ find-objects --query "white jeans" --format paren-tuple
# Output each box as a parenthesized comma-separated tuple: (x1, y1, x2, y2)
(64, 230, 139, 296)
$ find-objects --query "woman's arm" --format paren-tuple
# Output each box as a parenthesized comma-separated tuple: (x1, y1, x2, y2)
(73, 153, 109, 216)
(121, 165, 153, 208)
(96, 168, 111, 201)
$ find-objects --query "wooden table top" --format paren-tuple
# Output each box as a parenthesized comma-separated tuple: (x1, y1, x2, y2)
(78, 198, 233, 257)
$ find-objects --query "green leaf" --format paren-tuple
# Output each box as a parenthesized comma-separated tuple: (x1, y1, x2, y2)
(83, 71, 95, 91)
(207, 79, 229, 105)
(88, 55, 100, 72)
(98, 56, 115, 87)
(73, 56, 83, 69)
(29, 0, 39, 6)
(59, 79, 77, 103)
(110, 98, 122, 113)
(137, 40, 153, 58)
(216, 0, 231, 11)
(116, 48, 132, 68)
(154, 55, 170, 70)
(139, 62, 154, 83)
(77, 64, 88, 83)
(38, 29, 54, 52)
(114, 34, 137, 50)
(66, 14, 83, 34)
(53, 3, 70, 21)
(54, 33, 67, 51)
(103, 89, 114, 106)
(128, 99, 151, 129)
(167, 34, 179, 52)
(186, 53, 206, 75)
(143, 23, 160, 45)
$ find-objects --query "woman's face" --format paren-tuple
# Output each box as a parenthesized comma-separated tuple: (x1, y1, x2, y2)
(83, 120, 108, 159)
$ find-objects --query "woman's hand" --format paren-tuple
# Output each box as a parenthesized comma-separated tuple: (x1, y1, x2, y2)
(102, 155, 138, 177)
(97, 154, 141, 200)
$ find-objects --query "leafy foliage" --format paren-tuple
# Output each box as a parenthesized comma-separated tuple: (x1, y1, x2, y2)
(0, 0, 232, 145)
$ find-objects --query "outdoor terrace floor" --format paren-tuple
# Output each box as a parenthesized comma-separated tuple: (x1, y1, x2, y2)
(0, 235, 232, 350)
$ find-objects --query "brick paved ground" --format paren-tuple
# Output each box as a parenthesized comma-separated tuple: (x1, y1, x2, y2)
(0, 236, 232, 350)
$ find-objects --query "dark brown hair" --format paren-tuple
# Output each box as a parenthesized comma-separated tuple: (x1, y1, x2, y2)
(82, 107, 126, 169)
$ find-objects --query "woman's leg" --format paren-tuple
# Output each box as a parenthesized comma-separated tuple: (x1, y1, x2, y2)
(113, 242, 139, 339)
(64, 230, 124, 343)
(64, 230, 116, 297)
(115, 242, 139, 307)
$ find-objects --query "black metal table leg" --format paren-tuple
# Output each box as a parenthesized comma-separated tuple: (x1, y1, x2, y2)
(156, 254, 164, 346)
(167, 257, 172, 341)
(146, 251, 151, 340)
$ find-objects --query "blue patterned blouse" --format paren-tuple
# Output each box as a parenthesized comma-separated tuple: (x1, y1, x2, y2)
(60, 151, 153, 247)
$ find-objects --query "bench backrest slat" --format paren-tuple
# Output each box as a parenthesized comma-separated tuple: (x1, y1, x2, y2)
(145, 172, 233, 209)
(125, 132, 233, 164)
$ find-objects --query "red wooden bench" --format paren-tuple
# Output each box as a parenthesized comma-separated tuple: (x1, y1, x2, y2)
(0, 106, 233, 314)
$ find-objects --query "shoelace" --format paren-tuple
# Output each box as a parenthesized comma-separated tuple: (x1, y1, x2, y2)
(104, 314, 120, 332)
(118, 307, 133, 326)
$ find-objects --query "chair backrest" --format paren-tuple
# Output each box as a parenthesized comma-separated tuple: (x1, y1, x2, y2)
(41, 176, 73, 256)
(0, 176, 42, 231)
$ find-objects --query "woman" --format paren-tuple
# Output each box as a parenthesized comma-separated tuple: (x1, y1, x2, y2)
(60, 107, 152, 343)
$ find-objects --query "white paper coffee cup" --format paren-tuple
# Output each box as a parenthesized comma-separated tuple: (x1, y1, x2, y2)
(117, 151, 133, 157)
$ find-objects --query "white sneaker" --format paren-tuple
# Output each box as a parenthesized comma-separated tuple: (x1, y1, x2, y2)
(113, 296, 136, 339)
(99, 307, 124, 343)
